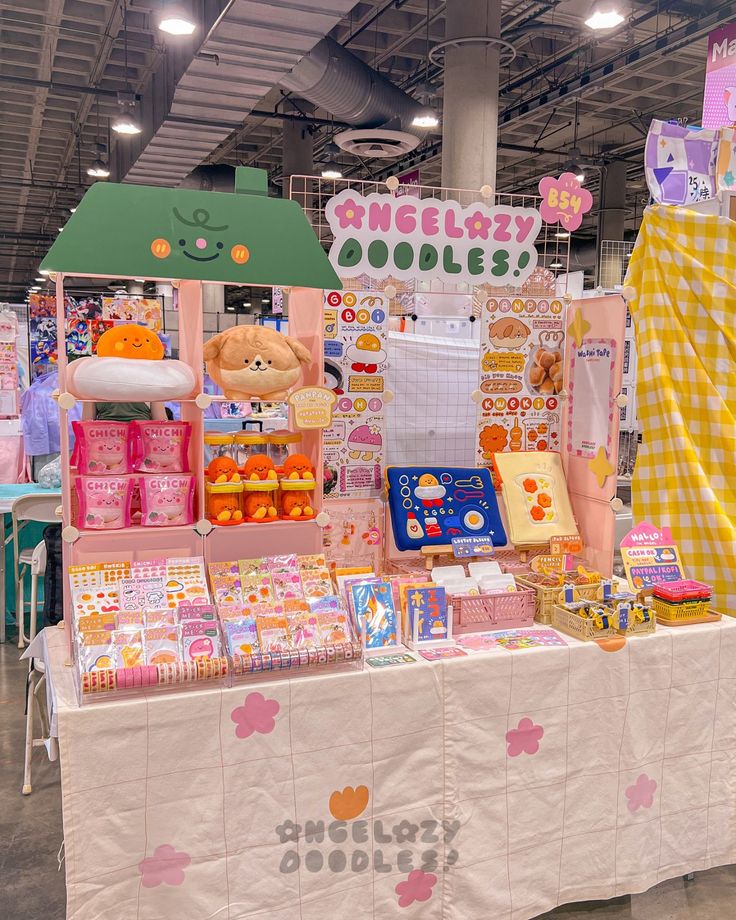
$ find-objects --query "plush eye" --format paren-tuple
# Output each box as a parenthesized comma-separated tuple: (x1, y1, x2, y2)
(267, 359, 272, 365)
(179, 238, 186, 246)
(243, 358, 249, 364)
(216, 241, 223, 250)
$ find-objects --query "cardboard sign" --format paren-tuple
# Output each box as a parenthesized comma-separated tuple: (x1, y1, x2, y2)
(550, 534, 583, 555)
(325, 190, 541, 287)
(452, 536, 496, 558)
(620, 521, 686, 591)
(288, 386, 337, 430)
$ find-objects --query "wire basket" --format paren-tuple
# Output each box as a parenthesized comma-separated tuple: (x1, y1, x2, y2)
(450, 587, 535, 634)
(652, 597, 711, 622)
(516, 577, 602, 624)
(622, 613, 656, 635)
(551, 604, 616, 641)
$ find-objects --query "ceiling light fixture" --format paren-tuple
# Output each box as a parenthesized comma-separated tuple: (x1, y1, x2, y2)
(39, 268, 50, 275)
(321, 141, 343, 179)
(35, 276, 45, 282)
(70, 207, 77, 213)
(112, 108, 141, 135)
(585, 2, 625, 30)
(555, 231, 571, 239)
(158, 1, 197, 36)
(412, 106, 439, 129)
(87, 158, 110, 178)
(550, 261, 563, 270)
(113, 11, 141, 135)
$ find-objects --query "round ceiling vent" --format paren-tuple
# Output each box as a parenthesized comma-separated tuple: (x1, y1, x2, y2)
(334, 128, 419, 159)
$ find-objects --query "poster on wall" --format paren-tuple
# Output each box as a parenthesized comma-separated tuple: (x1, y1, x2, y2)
(475, 295, 565, 468)
(323, 289, 388, 498)
(567, 338, 616, 459)
(702, 24, 736, 130)
(102, 296, 162, 331)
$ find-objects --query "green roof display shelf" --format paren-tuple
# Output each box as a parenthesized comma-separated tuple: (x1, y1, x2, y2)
(51, 167, 339, 630)
(41, 166, 341, 289)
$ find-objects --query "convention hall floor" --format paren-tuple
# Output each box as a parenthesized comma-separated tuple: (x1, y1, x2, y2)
(1, 638, 733, 920)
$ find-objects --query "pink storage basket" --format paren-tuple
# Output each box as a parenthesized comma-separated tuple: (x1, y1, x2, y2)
(449, 587, 536, 635)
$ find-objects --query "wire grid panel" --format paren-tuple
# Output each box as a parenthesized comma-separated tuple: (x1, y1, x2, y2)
(289, 175, 571, 294)
(600, 239, 635, 289)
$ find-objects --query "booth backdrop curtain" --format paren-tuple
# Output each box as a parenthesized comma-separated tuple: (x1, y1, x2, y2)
(625, 205, 736, 611)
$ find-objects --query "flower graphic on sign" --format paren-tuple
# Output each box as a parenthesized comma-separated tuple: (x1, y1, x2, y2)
(230, 692, 280, 739)
(395, 869, 438, 908)
(139, 844, 191, 888)
(332, 197, 365, 230)
(625, 773, 657, 813)
(464, 210, 492, 240)
(506, 717, 544, 756)
(538, 172, 593, 231)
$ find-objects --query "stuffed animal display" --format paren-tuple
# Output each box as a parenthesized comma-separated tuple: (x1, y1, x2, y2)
(282, 454, 315, 481)
(244, 492, 278, 521)
(244, 453, 277, 481)
(206, 456, 241, 483)
(208, 490, 243, 524)
(281, 492, 314, 519)
(203, 325, 311, 400)
(96, 325, 164, 360)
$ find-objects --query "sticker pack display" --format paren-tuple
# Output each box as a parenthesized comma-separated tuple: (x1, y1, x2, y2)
(476, 295, 565, 471)
(322, 289, 389, 498)
(133, 421, 191, 473)
(140, 474, 195, 527)
(76, 476, 134, 530)
(72, 421, 132, 474)
(386, 467, 507, 551)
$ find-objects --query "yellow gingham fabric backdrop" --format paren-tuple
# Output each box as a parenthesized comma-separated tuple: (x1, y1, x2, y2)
(625, 205, 736, 611)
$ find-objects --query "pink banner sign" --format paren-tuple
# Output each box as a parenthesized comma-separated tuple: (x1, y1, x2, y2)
(703, 24, 736, 130)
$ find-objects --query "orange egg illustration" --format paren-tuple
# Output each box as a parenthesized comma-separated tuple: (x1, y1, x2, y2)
(151, 238, 171, 259)
(96, 325, 164, 360)
(231, 243, 250, 264)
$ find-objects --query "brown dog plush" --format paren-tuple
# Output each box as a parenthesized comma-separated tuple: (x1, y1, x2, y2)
(203, 326, 311, 400)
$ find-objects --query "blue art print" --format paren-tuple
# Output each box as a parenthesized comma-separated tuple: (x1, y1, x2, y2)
(387, 467, 507, 551)
(351, 580, 399, 649)
(407, 586, 449, 644)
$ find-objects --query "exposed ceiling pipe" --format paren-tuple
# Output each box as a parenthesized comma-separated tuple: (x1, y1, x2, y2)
(280, 37, 424, 132)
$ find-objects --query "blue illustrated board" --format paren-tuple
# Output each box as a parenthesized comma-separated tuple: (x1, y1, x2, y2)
(386, 467, 507, 552)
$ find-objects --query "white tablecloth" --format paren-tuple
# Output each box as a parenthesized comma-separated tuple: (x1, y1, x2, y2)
(41, 619, 736, 920)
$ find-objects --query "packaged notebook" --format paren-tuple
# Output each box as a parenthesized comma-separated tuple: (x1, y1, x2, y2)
(351, 581, 400, 650)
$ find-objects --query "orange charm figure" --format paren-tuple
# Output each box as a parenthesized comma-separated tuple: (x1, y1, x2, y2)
(243, 453, 277, 482)
(244, 491, 277, 522)
(206, 456, 240, 484)
(281, 491, 314, 519)
(208, 491, 243, 524)
(282, 453, 315, 481)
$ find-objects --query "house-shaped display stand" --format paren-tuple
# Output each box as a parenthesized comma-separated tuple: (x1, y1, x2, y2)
(40, 167, 341, 631)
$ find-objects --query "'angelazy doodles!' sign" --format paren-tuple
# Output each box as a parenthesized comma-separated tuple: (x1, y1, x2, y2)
(325, 190, 542, 287)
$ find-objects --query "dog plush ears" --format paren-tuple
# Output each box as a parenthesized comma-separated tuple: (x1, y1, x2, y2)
(203, 328, 312, 366)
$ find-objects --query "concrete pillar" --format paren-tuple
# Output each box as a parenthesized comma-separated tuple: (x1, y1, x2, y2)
(202, 283, 224, 336)
(597, 161, 627, 288)
(282, 101, 314, 206)
(441, 0, 501, 192)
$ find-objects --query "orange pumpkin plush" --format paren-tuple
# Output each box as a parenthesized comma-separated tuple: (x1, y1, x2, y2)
(244, 492, 277, 521)
(282, 453, 315, 481)
(206, 456, 240, 483)
(243, 453, 277, 482)
(208, 491, 243, 524)
(96, 325, 164, 360)
(281, 491, 314, 519)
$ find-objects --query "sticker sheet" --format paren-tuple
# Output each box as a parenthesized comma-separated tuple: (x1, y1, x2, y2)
(476, 295, 565, 471)
(323, 290, 388, 498)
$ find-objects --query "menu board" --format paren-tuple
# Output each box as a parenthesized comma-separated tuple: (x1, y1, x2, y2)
(323, 290, 388, 498)
(476, 296, 566, 468)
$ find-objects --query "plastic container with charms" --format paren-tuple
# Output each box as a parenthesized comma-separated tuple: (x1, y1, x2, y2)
(268, 430, 302, 469)
(242, 480, 279, 523)
(205, 481, 244, 525)
(234, 431, 269, 470)
(204, 432, 236, 466)
(279, 479, 316, 521)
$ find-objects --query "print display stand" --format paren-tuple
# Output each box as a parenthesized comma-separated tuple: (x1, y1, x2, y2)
(40, 167, 341, 643)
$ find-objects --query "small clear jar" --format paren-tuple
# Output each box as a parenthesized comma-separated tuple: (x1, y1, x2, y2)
(268, 430, 302, 469)
(204, 433, 236, 466)
(234, 431, 269, 470)
(205, 481, 244, 526)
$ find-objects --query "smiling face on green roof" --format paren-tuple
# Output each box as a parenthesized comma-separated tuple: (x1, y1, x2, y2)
(40, 167, 341, 290)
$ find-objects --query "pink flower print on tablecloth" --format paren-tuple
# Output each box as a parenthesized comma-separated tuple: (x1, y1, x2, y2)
(395, 869, 438, 908)
(333, 198, 365, 230)
(139, 844, 191, 888)
(506, 717, 544, 757)
(625, 773, 657, 813)
(231, 691, 280, 739)
(457, 633, 496, 651)
(464, 210, 492, 240)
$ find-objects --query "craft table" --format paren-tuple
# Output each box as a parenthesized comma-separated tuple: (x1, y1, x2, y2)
(0, 483, 59, 642)
(39, 618, 736, 920)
